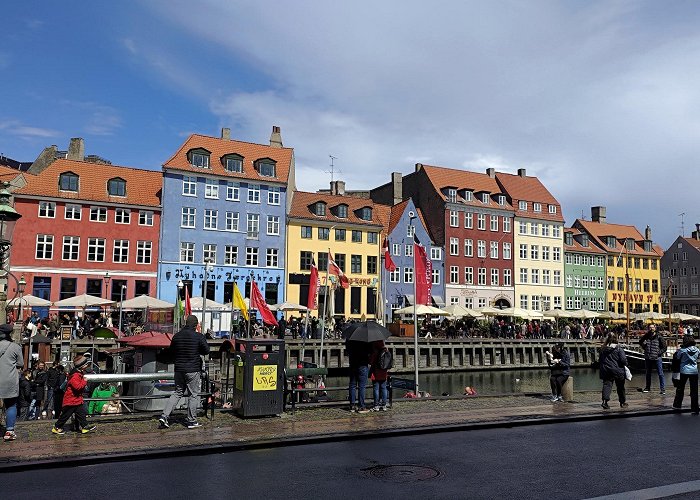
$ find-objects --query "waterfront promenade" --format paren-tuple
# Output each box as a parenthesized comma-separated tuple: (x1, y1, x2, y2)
(0, 390, 673, 470)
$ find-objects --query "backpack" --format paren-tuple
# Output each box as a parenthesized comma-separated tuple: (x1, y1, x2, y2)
(379, 349, 393, 370)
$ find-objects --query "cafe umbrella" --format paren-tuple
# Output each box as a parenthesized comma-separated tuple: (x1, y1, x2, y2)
(342, 321, 392, 343)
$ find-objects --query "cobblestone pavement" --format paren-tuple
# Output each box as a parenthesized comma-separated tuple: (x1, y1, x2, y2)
(0, 390, 675, 467)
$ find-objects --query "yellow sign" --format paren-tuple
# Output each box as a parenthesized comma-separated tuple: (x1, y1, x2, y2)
(253, 365, 277, 391)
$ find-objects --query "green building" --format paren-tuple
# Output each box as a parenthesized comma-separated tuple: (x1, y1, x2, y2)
(563, 228, 607, 311)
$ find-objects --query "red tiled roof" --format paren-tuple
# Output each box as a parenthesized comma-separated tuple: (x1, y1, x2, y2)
(388, 199, 410, 234)
(374, 203, 391, 234)
(420, 164, 513, 210)
(163, 133, 293, 183)
(15, 159, 161, 207)
(564, 227, 605, 254)
(0, 165, 23, 180)
(289, 191, 384, 227)
(683, 237, 700, 250)
(575, 219, 662, 257)
(495, 172, 563, 222)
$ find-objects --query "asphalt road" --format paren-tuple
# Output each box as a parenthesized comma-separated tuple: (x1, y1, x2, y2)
(5, 414, 700, 500)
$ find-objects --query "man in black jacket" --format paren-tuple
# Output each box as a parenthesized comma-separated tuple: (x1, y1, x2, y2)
(640, 324, 666, 395)
(159, 315, 210, 429)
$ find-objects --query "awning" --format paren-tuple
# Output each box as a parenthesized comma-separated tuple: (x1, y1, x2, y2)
(431, 295, 445, 307)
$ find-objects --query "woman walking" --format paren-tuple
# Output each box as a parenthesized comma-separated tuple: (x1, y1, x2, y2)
(599, 332, 629, 409)
(672, 334, 699, 415)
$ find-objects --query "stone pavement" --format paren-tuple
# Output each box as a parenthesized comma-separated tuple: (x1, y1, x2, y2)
(0, 390, 677, 470)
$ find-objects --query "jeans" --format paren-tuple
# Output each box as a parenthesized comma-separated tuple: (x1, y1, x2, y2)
(373, 379, 388, 407)
(602, 377, 626, 404)
(349, 365, 369, 409)
(3, 397, 17, 431)
(673, 373, 699, 412)
(43, 388, 54, 414)
(550, 374, 569, 397)
(162, 371, 201, 422)
(645, 358, 665, 391)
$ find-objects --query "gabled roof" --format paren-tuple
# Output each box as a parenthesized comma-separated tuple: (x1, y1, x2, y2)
(563, 227, 605, 255)
(574, 219, 662, 257)
(14, 159, 161, 207)
(288, 191, 383, 228)
(495, 172, 563, 222)
(683, 237, 700, 251)
(387, 198, 430, 239)
(163, 133, 293, 183)
(419, 164, 513, 209)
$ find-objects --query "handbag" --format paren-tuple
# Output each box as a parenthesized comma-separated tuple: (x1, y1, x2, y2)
(624, 366, 633, 381)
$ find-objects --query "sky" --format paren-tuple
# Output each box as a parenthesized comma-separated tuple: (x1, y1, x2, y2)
(1, 1, 699, 248)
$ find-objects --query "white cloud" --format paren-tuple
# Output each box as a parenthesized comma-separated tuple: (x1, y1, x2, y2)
(0, 120, 59, 138)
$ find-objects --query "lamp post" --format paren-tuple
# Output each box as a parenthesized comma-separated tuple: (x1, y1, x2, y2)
(408, 212, 419, 395)
(103, 272, 111, 299)
(202, 258, 212, 335)
(17, 274, 26, 326)
(118, 284, 126, 335)
(0, 181, 22, 326)
(177, 280, 184, 330)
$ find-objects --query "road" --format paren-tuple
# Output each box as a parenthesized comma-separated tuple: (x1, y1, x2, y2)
(4, 414, 700, 500)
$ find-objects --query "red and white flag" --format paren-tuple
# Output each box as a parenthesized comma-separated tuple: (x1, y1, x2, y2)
(383, 238, 396, 272)
(184, 285, 192, 316)
(414, 235, 432, 305)
(250, 280, 279, 326)
(307, 259, 320, 310)
(328, 253, 350, 289)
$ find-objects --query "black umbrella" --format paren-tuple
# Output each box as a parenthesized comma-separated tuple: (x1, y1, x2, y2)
(342, 321, 391, 343)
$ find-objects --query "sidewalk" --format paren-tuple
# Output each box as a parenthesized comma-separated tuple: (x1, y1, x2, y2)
(0, 391, 676, 470)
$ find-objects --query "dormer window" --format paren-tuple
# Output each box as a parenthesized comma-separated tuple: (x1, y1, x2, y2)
(190, 150, 210, 168)
(315, 202, 326, 216)
(644, 241, 652, 252)
(519, 201, 527, 211)
(548, 205, 557, 214)
(107, 178, 126, 197)
(564, 232, 573, 246)
(498, 195, 506, 206)
(223, 154, 243, 173)
(256, 159, 276, 177)
(59, 172, 79, 192)
(359, 207, 372, 221)
(447, 189, 457, 203)
(625, 239, 635, 251)
(581, 233, 589, 247)
(463, 190, 473, 202)
(336, 204, 348, 218)
(481, 193, 489, 204)
(533, 203, 542, 212)
(607, 236, 616, 248)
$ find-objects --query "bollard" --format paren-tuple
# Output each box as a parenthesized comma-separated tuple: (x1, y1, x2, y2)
(562, 377, 574, 402)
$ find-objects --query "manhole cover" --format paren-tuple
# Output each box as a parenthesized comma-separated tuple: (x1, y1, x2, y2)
(365, 464, 441, 482)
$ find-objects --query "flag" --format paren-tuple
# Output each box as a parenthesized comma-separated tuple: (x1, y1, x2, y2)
(175, 289, 184, 326)
(250, 280, 278, 326)
(307, 259, 320, 310)
(383, 238, 396, 272)
(184, 285, 192, 316)
(233, 283, 249, 321)
(414, 235, 432, 305)
(328, 253, 350, 289)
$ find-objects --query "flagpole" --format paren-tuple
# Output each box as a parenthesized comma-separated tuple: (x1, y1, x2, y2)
(319, 249, 332, 368)
(410, 216, 420, 395)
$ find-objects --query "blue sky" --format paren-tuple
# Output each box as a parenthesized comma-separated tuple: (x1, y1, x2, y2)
(2, 1, 700, 248)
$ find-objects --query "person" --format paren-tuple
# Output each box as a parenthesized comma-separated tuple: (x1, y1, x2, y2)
(44, 361, 59, 419)
(599, 332, 629, 409)
(346, 339, 371, 413)
(51, 356, 96, 435)
(369, 341, 389, 411)
(672, 335, 699, 414)
(546, 342, 570, 402)
(53, 364, 66, 418)
(0, 323, 24, 441)
(159, 315, 210, 429)
(639, 324, 666, 395)
(18, 369, 33, 421)
(32, 362, 47, 418)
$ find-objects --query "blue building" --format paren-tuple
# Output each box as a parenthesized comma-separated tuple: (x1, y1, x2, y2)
(382, 198, 444, 322)
(158, 127, 295, 314)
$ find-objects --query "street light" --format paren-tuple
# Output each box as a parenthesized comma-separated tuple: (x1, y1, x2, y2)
(103, 272, 111, 299)
(177, 280, 184, 330)
(17, 274, 26, 325)
(0, 181, 21, 326)
(118, 284, 126, 335)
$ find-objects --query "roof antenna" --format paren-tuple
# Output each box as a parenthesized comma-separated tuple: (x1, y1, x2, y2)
(581, 209, 586, 221)
(326, 155, 341, 183)
(680, 212, 686, 236)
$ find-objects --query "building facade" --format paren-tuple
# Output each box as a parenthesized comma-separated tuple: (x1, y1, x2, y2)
(660, 229, 700, 315)
(157, 127, 294, 310)
(563, 228, 607, 311)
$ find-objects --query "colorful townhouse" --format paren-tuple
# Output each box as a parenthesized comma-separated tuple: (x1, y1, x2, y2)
(383, 198, 444, 321)
(494, 169, 564, 311)
(563, 227, 607, 311)
(285, 182, 386, 320)
(157, 127, 294, 308)
(371, 166, 514, 309)
(10, 138, 162, 306)
(574, 207, 662, 314)
(660, 225, 700, 315)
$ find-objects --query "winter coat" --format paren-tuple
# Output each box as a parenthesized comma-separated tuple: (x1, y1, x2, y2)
(33, 369, 48, 401)
(599, 344, 627, 380)
(169, 326, 210, 373)
(639, 332, 666, 360)
(549, 350, 571, 377)
(46, 366, 60, 389)
(369, 344, 389, 382)
(346, 340, 371, 368)
(678, 346, 700, 376)
(0, 339, 23, 399)
(62, 370, 88, 407)
(18, 377, 32, 408)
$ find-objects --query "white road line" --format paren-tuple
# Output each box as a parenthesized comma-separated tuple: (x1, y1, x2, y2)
(585, 479, 700, 500)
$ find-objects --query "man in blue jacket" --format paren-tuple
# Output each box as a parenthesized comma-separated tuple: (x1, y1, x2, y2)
(159, 315, 210, 429)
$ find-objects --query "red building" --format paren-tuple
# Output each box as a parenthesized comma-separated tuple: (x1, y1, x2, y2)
(9, 147, 162, 307)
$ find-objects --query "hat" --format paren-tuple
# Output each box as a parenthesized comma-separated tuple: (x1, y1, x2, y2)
(185, 315, 199, 328)
(0, 323, 13, 338)
(73, 356, 89, 369)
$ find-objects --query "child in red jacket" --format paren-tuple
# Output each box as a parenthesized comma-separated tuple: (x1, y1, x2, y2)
(51, 356, 96, 435)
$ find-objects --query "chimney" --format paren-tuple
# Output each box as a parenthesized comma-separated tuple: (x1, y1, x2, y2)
(591, 206, 606, 223)
(645, 225, 652, 241)
(330, 180, 345, 196)
(221, 127, 231, 140)
(517, 168, 526, 177)
(28, 145, 58, 174)
(486, 167, 495, 178)
(269, 126, 283, 148)
(695, 224, 700, 240)
(391, 172, 403, 205)
(67, 138, 84, 161)
(415, 163, 423, 172)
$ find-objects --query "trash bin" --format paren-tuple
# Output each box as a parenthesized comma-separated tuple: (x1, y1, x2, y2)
(233, 339, 285, 417)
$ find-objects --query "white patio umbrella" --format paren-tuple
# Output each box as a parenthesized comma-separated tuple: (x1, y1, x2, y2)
(7, 294, 52, 308)
(671, 312, 700, 322)
(477, 306, 504, 316)
(188, 297, 228, 310)
(635, 311, 667, 322)
(442, 304, 483, 318)
(118, 295, 174, 309)
(393, 304, 450, 316)
(53, 293, 115, 308)
(569, 309, 602, 320)
(269, 301, 308, 312)
(543, 309, 573, 319)
(498, 307, 543, 320)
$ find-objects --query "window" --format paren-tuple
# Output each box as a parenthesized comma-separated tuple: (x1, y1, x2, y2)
(267, 248, 278, 267)
(464, 191, 472, 201)
(301, 226, 312, 239)
(566, 275, 573, 287)
(520, 295, 528, 309)
(226, 212, 239, 231)
(300, 251, 313, 270)
(465, 212, 473, 229)
(464, 267, 473, 284)
(503, 217, 511, 233)
(549, 205, 557, 214)
(268, 186, 281, 205)
(225, 246, 238, 265)
(617, 278, 624, 291)
(574, 254, 581, 265)
(432, 269, 440, 285)
(498, 195, 506, 206)
(351, 255, 362, 274)
(533, 202, 541, 212)
(115, 208, 131, 224)
(450, 238, 459, 255)
(542, 269, 550, 285)
(542, 224, 550, 237)
(477, 240, 486, 258)
(367, 256, 378, 274)
(248, 184, 261, 203)
(352, 230, 362, 243)
(407, 225, 415, 238)
(36, 234, 54, 259)
(227, 181, 240, 201)
(450, 266, 459, 284)
(180, 242, 195, 263)
(431, 247, 441, 260)
(204, 209, 218, 230)
(490, 215, 498, 231)
(60, 278, 77, 301)
(335, 228, 346, 241)
(390, 268, 400, 283)
(491, 268, 499, 286)
(520, 244, 528, 259)
(367, 232, 378, 244)
(478, 268, 486, 285)
(532, 296, 540, 311)
(205, 179, 219, 199)
(139, 210, 153, 226)
(582, 276, 589, 288)
(519, 222, 527, 234)
(531, 269, 539, 284)
(553, 248, 561, 261)
(113, 240, 129, 263)
(137, 241, 152, 264)
(182, 176, 196, 196)
(490, 241, 499, 259)
(477, 214, 486, 230)
(552, 226, 561, 238)
(519, 201, 527, 211)
(503, 269, 512, 286)
(450, 210, 459, 227)
(359, 207, 372, 220)
(542, 246, 550, 260)
(59, 172, 79, 191)
(503, 243, 511, 259)
(90, 206, 107, 222)
(530, 245, 539, 260)
(39, 201, 56, 218)
(224, 155, 243, 173)
(247, 214, 260, 239)
(405, 244, 413, 257)
(530, 223, 539, 236)
(566, 297, 574, 309)
(65, 204, 81, 220)
(404, 267, 414, 284)
(318, 227, 330, 240)
(258, 161, 276, 177)
(481, 193, 489, 204)
(574, 275, 581, 288)
(181, 207, 196, 228)
(447, 189, 457, 202)
(520, 268, 528, 283)
(392, 243, 400, 256)
(87, 238, 105, 262)
(107, 178, 126, 196)
(191, 152, 210, 168)
(245, 247, 258, 266)
(203, 244, 217, 263)
(267, 216, 280, 235)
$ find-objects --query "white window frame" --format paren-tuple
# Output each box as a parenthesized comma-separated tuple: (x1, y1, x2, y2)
(226, 212, 239, 232)
(465, 212, 473, 229)
(503, 242, 511, 260)
(181, 207, 196, 228)
(450, 237, 459, 256)
(465, 267, 473, 284)
(503, 269, 511, 286)
(36, 234, 54, 259)
(182, 176, 197, 196)
(518, 200, 527, 211)
(113, 239, 129, 264)
(430, 247, 442, 260)
(89, 206, 107, 222)
(204, 209, 218, 230)
(450, 266, 459, 284)
(450, 210, 459, 227)
(267, 215, 280, 235)
(115, 208, 131, 224)
(465, 239, 473, 257)
(503, 217, 511, 233)
(62, 236, 80, 261)
(490, 215, 498, 231)
(205, 178, 219, 199)
(139, 210, 154, 226)
(266, 248, 279, 267)
(180, 242, 195, 263)
(203, 244, 217, 264)
(226, 181, 240, 201)
(268, 186, 281, 205)
(247, 184, 261, 203)
(136, 241, 152, 265)
(225, 245, 238, 265)
(87, 237, 105, 262)
(65, 204, 81, 220)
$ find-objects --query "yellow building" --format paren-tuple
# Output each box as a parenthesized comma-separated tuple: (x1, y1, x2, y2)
(286, 188, 387, 319)
(574, 207, 663, 314)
